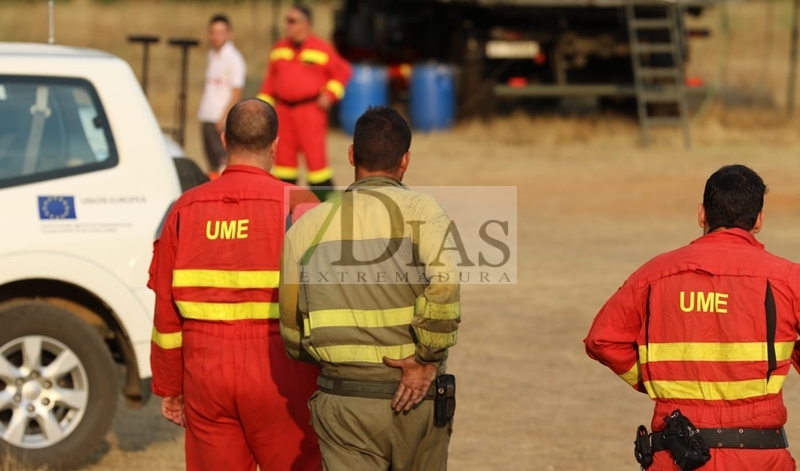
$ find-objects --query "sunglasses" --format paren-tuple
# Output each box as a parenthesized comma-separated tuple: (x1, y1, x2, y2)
(286, 17, 303, 24)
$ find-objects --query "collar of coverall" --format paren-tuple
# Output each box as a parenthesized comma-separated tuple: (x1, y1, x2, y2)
(222, 164, 279, 179)
(690, 227, 764, 249)
(345, 175, 408, 192)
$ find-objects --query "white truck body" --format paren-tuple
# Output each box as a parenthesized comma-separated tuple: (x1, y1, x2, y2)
(0, 42, 191, 470)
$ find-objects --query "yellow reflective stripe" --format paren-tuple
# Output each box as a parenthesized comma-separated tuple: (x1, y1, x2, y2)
(639, 342, 795, 363)
(300, 49, 329, 65)
(272, 165, 299, 180)
(325, 79, 345, 99)
(768, 374, 787, 393)
(619, 362, 640, 387)
(280, 323, 303, 345)
(152, 327, 182, 349)
(176, 301, 280, 320)
(307, 167, 333, 184)
(644, 376, 787, 401)
(270, 47, 295, 62)
(173, 270, 279, 289)
(314, 344, 416, 363)
(309, 306, 414, 329)
(416, 296, 460, 321)
(416, 330, 457, 349)
(303, 318, 310, 335)
(256, 93, 275, 106)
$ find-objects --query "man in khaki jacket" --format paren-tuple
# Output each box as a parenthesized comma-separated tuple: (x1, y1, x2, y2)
(279, 106, 461, 471)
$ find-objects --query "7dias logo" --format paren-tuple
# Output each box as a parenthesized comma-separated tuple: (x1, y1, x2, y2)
(285, 186, 517, 285)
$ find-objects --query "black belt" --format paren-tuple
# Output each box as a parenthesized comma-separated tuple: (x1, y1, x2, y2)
(651, 427, 788, 451)
(276, 95, 318, 107)
(317, 376, 435, 400)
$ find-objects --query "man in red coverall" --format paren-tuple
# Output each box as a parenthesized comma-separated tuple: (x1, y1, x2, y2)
(256, 5, 352, 201)
(585, 164, 800, 471)
(148, 99, 322, 471)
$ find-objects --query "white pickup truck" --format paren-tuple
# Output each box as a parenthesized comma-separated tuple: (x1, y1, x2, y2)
(0, 42, 207, 470)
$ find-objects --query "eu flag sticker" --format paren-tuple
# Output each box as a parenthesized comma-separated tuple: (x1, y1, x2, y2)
(38, 196, 77, 220)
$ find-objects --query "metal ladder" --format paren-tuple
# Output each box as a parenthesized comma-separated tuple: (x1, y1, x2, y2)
(625, 1, 691, 149)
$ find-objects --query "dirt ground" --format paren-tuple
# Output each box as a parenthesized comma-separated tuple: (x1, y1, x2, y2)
(59, 114, 800, 471)
(8, 1, 800, 470)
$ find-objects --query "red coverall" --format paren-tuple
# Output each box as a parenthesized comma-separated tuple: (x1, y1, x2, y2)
(584, 229, 800, 471)
(256, 35, 352, 186)
(149, 165, 321, 471)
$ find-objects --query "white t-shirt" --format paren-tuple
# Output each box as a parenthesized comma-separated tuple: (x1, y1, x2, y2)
(197, 41, 247, 123)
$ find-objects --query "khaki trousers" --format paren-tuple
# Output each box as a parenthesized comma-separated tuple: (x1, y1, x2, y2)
(308, 391, 452, 471)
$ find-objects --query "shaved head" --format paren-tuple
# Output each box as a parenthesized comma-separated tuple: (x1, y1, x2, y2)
(224, 99, 279, 154)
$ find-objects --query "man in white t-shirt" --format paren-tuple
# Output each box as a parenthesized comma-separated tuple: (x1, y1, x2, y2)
(197, 13, 246, 178)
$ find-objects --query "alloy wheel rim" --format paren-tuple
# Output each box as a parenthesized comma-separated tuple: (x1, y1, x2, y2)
(0, 335, 89, 449)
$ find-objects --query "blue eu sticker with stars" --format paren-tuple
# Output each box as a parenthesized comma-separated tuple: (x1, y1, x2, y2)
(38, 196, 77, 220)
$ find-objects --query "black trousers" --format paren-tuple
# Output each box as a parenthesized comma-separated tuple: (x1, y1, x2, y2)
(201, 122, 227, 171)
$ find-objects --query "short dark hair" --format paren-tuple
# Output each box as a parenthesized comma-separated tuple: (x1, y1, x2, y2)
(224, 99, 279, 154)
(291, 4, 312, 23)
(210, 13, 231, 28)
(352, 106, 412, 172)
(703, 164, 768, 232)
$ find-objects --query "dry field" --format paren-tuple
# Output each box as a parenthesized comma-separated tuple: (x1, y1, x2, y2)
(63, 118, 800, 471)
(7, 1, 800, 471)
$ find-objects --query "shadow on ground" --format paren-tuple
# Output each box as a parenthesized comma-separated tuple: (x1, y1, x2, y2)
(87, 391, 184, 466)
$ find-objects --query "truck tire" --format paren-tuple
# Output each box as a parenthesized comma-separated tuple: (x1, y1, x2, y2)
(172, 157, 210, 193)
(0, 301, 118, 471)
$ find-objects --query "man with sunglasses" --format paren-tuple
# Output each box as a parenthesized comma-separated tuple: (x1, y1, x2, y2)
(256, 4, 352, 201)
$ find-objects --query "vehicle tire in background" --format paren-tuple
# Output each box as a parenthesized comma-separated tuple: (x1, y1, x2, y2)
(172, 157, 210, 193)
(0, 301, 118, 471)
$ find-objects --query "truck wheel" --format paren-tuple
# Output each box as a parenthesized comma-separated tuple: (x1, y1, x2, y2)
(0, 301, 118, 471)
(172, 157, 210, 193)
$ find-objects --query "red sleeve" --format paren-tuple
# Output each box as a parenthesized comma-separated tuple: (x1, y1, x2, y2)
(257, 48, 277, 106)
(584, 276, 648, 393)
(322, 43, 352, 103)
(148, 209, 184, 398)
(288, 186, 320, 223)
(789, 265, 800, 374)
(792, 344, 800, 375)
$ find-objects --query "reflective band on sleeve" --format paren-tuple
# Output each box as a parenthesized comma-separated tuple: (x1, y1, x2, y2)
(172, 270, 280, 289)
(280, 323, 303, 345)
(325, 80, 345, 100)
(618, 362, 640, 387)
(151, 328, 182, 349)
(176, 301, 280, 320)
(256, 93, 276, 106)
(416, 329, 458, 349)
(644, 376, 787, 401)
(307, 167, 333, 184)
(270, 47, 295, 62)
(299, 49, 329, 65)
(416, 296, 461, 320)
(314, 344, 417, 364)
(639, 342, 795, 363)
(272, 165, 300, 180)
(308, 306, 414, 329)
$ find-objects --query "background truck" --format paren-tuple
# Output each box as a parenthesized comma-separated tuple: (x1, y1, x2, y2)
(332, 0, 724, 122)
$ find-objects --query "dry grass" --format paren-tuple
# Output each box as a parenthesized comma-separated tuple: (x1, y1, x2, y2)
(0, 0, 338, 169)
(6, 3, 800, 471)
(450, 105, 800, 153)
(1, 453, 47, 471)
(3, 1, 800, 166)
